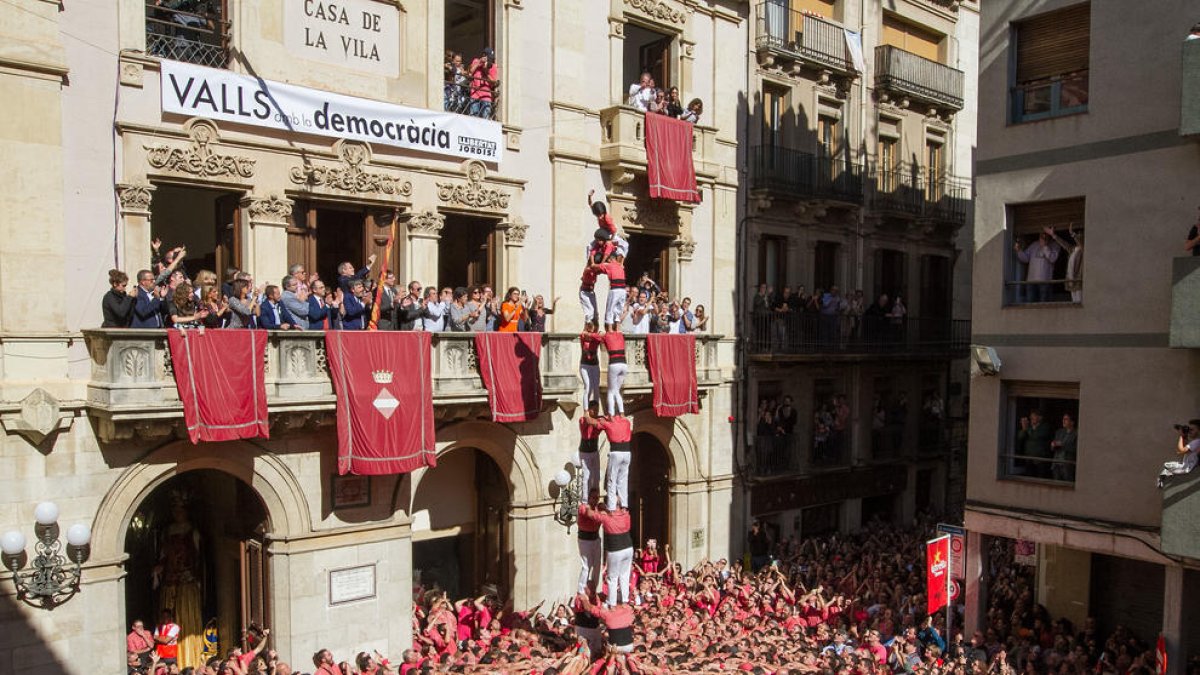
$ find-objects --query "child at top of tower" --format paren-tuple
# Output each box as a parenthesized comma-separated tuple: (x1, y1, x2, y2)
(586, 189, 630, 262)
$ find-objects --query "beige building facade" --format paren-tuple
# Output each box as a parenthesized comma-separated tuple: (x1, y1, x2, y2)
(964, 1, 1200, 670)
(737, 0, 977, 541)
(0, 1, 745, 672)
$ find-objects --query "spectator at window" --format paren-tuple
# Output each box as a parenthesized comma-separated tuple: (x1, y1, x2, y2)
(1043, 225, 1083, 303)
(1014, 231, 1060, 303)
(259, 284, 296, 330)
(498, 287, 526, 332)
(341, 280, 371, 330)
(526, 294, 559, 333)
(166, 283, 206, 328)
(225, 279, 262, 329)
(1158, 420, 1200, 487)
(627, 72, 654, 112)
(103, 269, 135, 327)
(444, 51, 468, 113)
(680, 98, 704, 124)
(468, 48, 499, 119)
(280, 275, 310, 330)
(1017, 409, 1053, 478)
(198, 284, 227, 328)
(1051, 413, 1078, 482)
(665, 87, 684, 118)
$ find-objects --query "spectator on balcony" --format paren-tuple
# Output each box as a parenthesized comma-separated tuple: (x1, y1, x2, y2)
(191, 269, 216, 303)
(199, 284, 228, 328)
(820, 286, 847, 346)
(888, 295, 908, 343)
(482, 286, 500, 331)
(665, 87, 684, 118)
(259, 285, 296, 330)
(680, 98, 704, 124)
(692, 304, 710, 332)
(678, 297, 696, 332)
(1043, 225, 1083, 303)
(756, 409, 781, 473)
(395, 280, 423, 331)
(307, 280, 335, 330)
(1158, 419, 1200, 487)
(864, 293, 891, 344)
(131, 269, 169, 329)
(373, 272, 398, 331)
(526, 294, 559, 332)
(464, 287, 488, 332)
(420, 287, 446, 332)
(1051, 413, 1078, 482)
(627, 72, 655, 112)
(1014, 231, 1060, 303)
(337, 256, 376, 295)
(226, 279, 262, 329)
(287, 263, 311, 295)
(1017, 409, 1053, 478)
(443, 51, 468, 113)
(446, 287, 473, 332)
(498, 287, 527, 332)
(648, 88, 668, 115)
(281, 275, 310, 330)
(341, 280, 371, 331)
(103, 270, 135, 328)
(468, 48, 499, 119)
(629, 290, 652, 335)
(1187, 23, 1200, 40)
(771, 285, 794, 349)
(167, 283, 207, 329)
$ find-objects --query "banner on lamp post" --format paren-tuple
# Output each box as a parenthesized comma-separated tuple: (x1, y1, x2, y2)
(926, 534, 951, 615)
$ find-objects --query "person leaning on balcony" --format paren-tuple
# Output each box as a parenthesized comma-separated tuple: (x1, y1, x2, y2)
(680, 98, 703, 124)
(467, 48, 499, 119)
(103, 269, 136, 327)
(1158, 419, 1200, 487)
(627, 72, 654, 112)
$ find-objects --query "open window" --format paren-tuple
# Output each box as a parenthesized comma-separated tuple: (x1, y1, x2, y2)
(625, 232, 673, 296)
(1005, 197, 1085, 305)
(444, 0, 500, 119)
(150, 184, 242, 280)
(1001, 382, 1080, 485)
(145, 0, 231, 67)
(622, 23, 674, 105)
(757, 235, 787, 292)
(438, 215, 496, 291)
(1010, 3, 1090, 123)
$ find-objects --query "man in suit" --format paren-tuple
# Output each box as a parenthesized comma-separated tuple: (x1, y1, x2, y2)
(307, 279, 335, 330)
(337, 255, 376, 294)
(280, 275, 311, 330)
(395, 280, 424, 330)
(376, 271, 398, 330)
(341, 280, 371, 330)
(259, 285, 296, 330)
(131, 269, 168, 328)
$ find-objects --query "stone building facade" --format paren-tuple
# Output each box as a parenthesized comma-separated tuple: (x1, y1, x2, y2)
(0, 1, 744, 672)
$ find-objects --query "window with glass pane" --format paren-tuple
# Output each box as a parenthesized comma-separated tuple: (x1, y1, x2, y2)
(1010, 3, 1090, 123)
(1002, 383, 1079, 485)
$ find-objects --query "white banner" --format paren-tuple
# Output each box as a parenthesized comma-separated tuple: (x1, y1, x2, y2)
(160, 60, 503, 163)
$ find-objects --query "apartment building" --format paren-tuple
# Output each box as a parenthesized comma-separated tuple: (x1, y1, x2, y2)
(0, 1, 745, 671)
(738, 0, 977, 540)
(964, 1, 1200, 669)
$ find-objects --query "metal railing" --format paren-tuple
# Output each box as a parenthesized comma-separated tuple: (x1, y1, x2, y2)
(874, 45, 964, 110)
(747, 312, 970, 356)
(1011, 72, 1089, 123)
(868, 162, 969, 225)
(145, 2, 230, 68)
(755, 1, 852, 72)
(443, 77, 502, 121)
(1000, 453, 1077, 484)
(1003, 279, 1081, 305)
(752, 433, 849, 477)
(751, 145, 864, 203)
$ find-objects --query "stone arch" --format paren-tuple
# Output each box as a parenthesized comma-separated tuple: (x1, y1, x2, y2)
(412, 420, 541, 506)
(91, 441, 313, 562)
(629, 411, 704, 483)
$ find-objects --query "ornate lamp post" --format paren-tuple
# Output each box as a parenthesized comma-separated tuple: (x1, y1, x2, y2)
(1, 501, 92, 609)
(553, 468, 584, 531)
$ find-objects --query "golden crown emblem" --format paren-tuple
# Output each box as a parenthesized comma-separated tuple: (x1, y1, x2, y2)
(372, 370, 394, 384)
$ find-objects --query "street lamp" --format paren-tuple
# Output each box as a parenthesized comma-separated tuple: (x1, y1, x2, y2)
(553, 467, 584, 531)
(1, 501, 92, 609)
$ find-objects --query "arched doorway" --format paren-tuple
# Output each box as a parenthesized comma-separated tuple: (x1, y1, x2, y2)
(411, 448, 510, 599)
(629, 433, 671, 551)
(124, 469, 270, 670)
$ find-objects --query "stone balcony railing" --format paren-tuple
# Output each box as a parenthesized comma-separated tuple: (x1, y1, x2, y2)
(81, 330, 724, 441)
(598, 106, 720, 184)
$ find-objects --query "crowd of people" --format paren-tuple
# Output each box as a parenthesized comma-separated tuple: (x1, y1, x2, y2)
(443, 48, 500, 119)
(626, 72, 703, 124)
(751, 284, 908, 352)
(100, 240, 567, 333)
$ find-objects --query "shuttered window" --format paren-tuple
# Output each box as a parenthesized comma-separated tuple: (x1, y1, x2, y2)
(882, 14, 942, 62)
(1011, 197, 1086, 235)
(1014, 3, 1090, 84)
(794, 0, 835, 19)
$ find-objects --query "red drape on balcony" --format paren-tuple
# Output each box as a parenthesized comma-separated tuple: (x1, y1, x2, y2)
(475, 332, 543, 422)
(325, 331, 437, 476)
(644, 113, 701, 203)
(646, 334, 699, 417)
(167, 329, 269, 444)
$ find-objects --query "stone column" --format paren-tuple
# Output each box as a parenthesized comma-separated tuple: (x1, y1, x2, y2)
(240, 195, 294, 287)
(608, 18, 626, 106)
(1163, 564, 1184, 675)
(508, 501, 557, 608)
(678, 39, 696, 99)
(404, 210, 445, 287)
(671, 236, 696, 296)
(498, 217, 528, 291)
(502, 0, 524, 128)
(117, 182, 155, 271)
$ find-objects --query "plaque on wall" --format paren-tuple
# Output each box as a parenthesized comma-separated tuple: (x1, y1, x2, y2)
(328, 563, 377, 605)
(283, 0, 401, 76)
(331, 474, 371, 509)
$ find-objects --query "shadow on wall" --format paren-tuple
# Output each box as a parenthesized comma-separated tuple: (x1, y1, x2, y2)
(0, 592, 75, 675)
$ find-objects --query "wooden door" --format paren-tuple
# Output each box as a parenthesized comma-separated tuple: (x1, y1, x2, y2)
(215, 194, 242, 276)
(639, 36, 672, 90)
(287, 202, 317, 278)
(239, 539, 269, 642)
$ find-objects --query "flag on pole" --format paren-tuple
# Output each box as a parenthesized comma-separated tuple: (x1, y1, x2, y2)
(368, 210, 398, 331)
(926, 535, 951, 615)
(1156, 635, 1167, 675)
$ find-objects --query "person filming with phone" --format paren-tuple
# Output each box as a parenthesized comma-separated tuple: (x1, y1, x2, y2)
(1158, 419, 1200, 487)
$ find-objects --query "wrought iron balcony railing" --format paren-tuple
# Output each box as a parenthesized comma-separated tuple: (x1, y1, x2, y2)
(145, 2, 230, 69)
(746, 313, 969, 357)
(754, 2, 855, 74)
(874, 45, 964, 111)
(750, 145, 864, 204)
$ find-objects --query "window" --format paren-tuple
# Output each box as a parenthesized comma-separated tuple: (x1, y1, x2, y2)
(874, 248, 907, 303)
(881, 13, 943, 62)
(625, 232, 673, 295)
(445, 0, 501, 119)
(813, 241, 838, 290)
(763, 86, 787, 148)
(925, 133, 945, 201)
(1006, 198, 1085, 305)
(623, 23, 674, 105)
(758, 235, 787, 291)
(817, 114, 840, 158)
(150, 185, 241, 276)
(877, 117, 900, 193)
(145, 0, 230, 68)
(1010, 3, 1090, 123)
(1002, 382, 1079, 485)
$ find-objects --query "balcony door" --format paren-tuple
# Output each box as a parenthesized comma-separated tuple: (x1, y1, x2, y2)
(624, 23, 673, 96)
(289, 203, 398, 285)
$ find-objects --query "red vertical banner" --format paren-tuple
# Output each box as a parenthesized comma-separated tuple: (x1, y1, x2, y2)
(1156, 635, 1167, 675)
(926, 535, 951, 615)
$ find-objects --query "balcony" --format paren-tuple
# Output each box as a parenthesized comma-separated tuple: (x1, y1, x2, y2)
(144, 1, 230, 68)
(746, 313, 970, 362)
(754, 2, 856, 77)
(874, 45, 964, 112)
(1170, 257, 1200, 347)
(750, 145, 864, 205)
(751, 433, 851, 478)
(598, 106, 719, 185)
(868, 162, 969, 233)
(1183, 38, 1200, 136)
(1161, 469, 1200, 559)
(82, 330, 724, 442)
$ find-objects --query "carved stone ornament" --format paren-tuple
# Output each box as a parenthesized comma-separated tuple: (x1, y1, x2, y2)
(673, 237, 697, 260)
(1, 388, 68, 445)
(289, 141, 413, 196)
(436, 161, 511, 210)
(241, 194, 295, 225)
(624, 0, 686, 25)
(144, 120, 256, 179)
(502, 218, 529, 245)
(407, 210, 446, 239)
(622, 200, 682, 232)
(117, 183, 155, 214)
